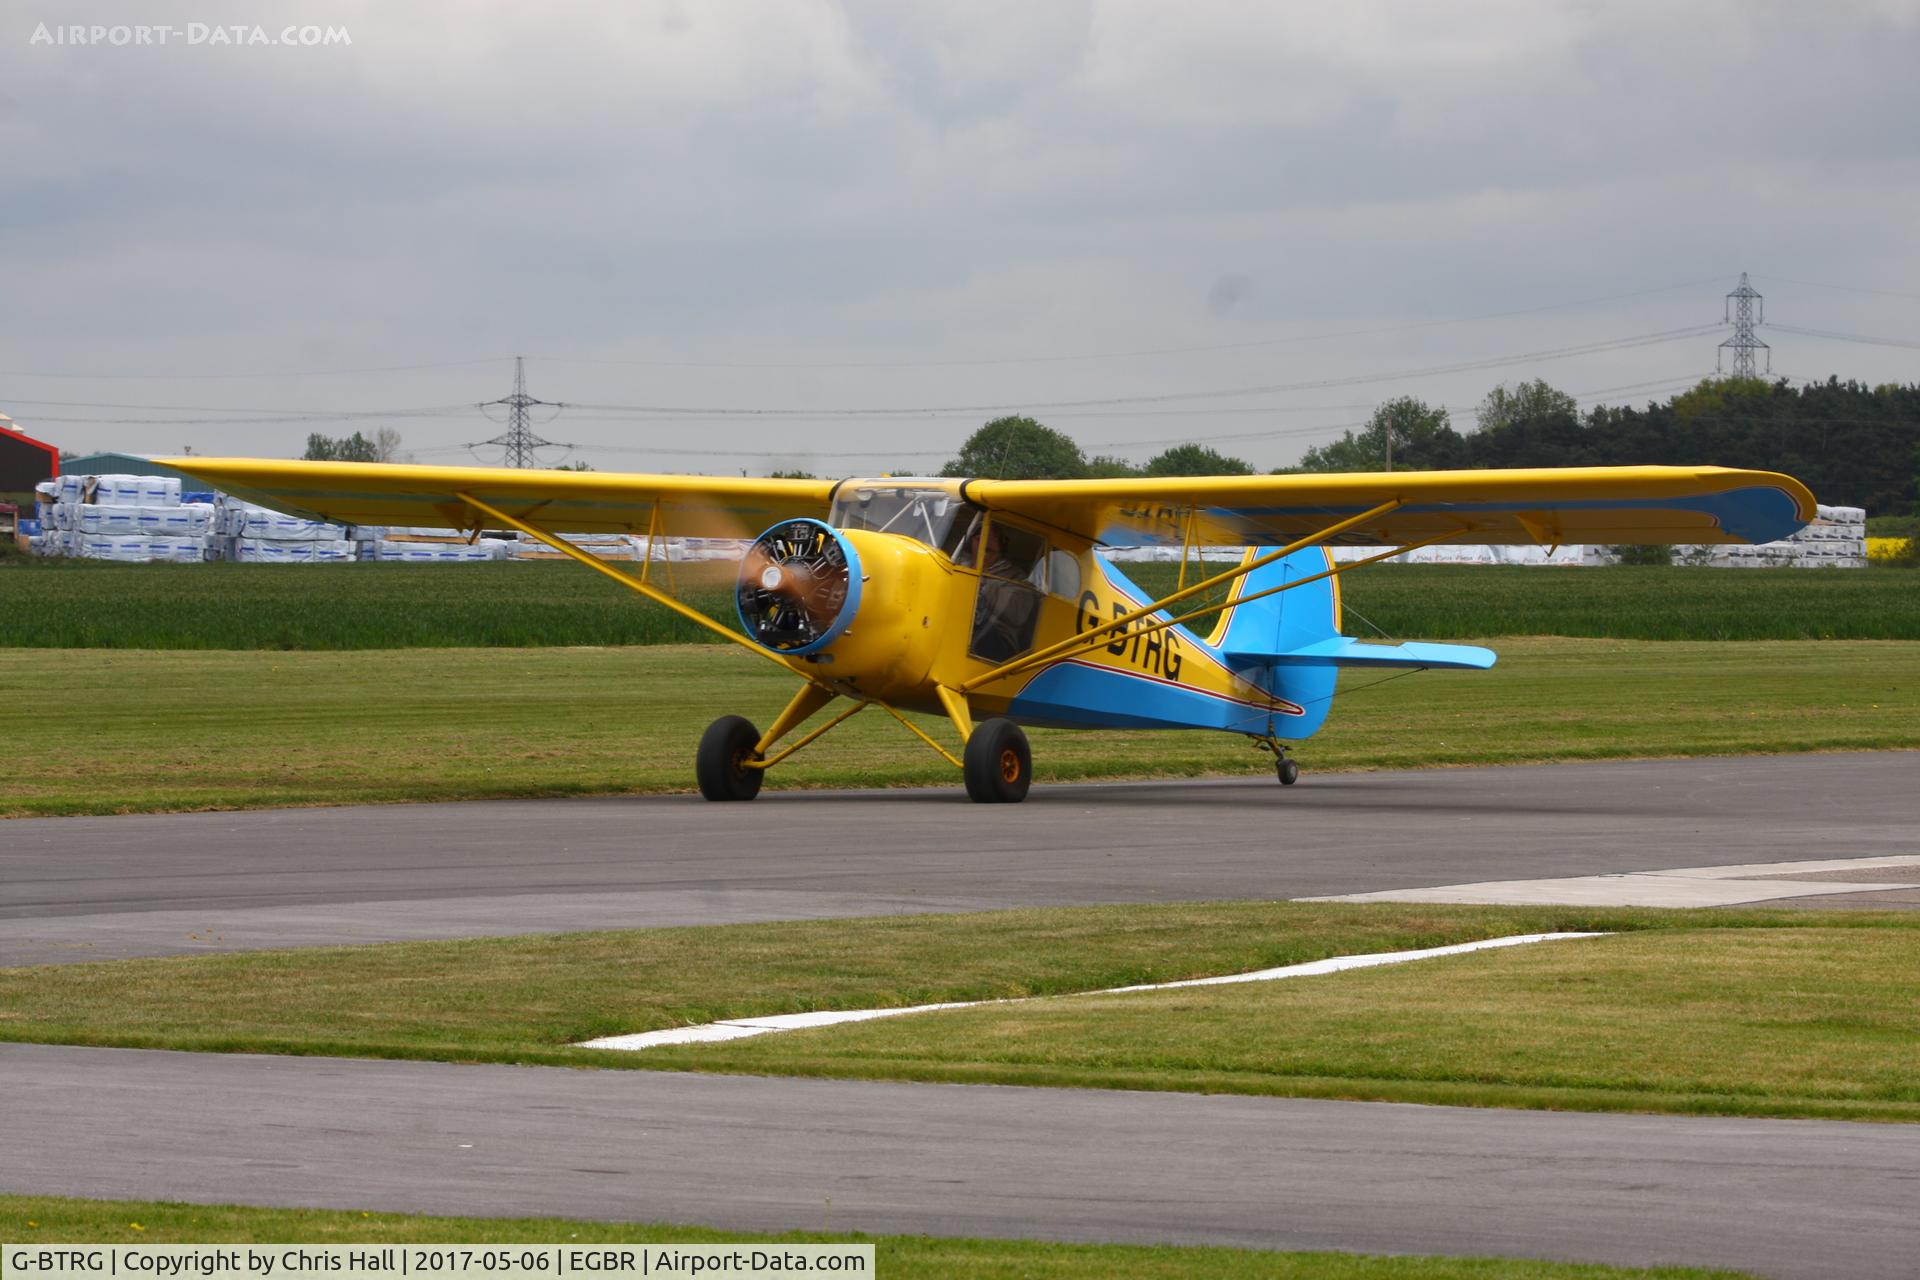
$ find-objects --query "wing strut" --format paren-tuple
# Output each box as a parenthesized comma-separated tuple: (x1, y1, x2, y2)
(958, 497, 1405, 693)
(1099, 531, 1460, 666)
(456, 492, 797, 672)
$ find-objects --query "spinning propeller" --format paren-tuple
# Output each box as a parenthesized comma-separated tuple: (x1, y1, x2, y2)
(736, 518, 862, 654)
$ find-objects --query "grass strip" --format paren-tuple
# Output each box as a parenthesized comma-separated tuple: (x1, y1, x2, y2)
(3, 558, 1916, 648)
(3, 903, 1916, 1122)
(2, 639, 1914, 817)
(0, 1196, 1749, 1279)
(654, 924, 1920, 1123)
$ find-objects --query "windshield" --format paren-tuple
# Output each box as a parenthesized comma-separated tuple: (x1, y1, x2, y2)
(829, 480, 966, 550)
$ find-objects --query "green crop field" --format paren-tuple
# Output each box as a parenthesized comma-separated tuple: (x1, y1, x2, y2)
(3, 556, 1916, 648)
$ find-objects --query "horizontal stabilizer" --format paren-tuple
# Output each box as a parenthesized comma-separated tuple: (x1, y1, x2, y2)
(1225, 638, 1497, 672)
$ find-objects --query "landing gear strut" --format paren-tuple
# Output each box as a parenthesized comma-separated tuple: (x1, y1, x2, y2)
(696, 715, 764, 801)
(963, 717, 1032, 804)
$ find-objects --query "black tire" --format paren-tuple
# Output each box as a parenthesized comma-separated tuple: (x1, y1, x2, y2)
(1277, 757, 1300, 786)
(696, 715, 764, 801)
(963, 717, 1032, 804)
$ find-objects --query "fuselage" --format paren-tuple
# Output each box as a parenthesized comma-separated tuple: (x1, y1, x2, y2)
(767, 479, 1329, 739)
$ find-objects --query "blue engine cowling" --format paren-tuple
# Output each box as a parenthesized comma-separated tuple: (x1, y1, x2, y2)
(735, 518, 864, 656)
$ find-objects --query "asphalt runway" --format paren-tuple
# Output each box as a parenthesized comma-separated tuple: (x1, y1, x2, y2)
(7, 753, 1918, 1277)
(8, 1042, 1917, 1280)
(6, 752, 1916, 966)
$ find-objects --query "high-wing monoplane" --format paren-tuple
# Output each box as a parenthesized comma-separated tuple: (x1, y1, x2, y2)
(165, 459, 1814, 802)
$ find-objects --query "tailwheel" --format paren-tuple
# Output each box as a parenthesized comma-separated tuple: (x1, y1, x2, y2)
(696, 715, 764, 801)
(963, 717, 1032, 804)
(1276, 754, 1300, 786)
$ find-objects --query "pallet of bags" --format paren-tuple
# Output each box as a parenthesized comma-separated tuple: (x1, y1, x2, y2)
(367, 540, 500, 562)
(86, 474, 183, 507)
(76, 534, 206, 563)
(230, 538, 357, 563)
(380, 526, 472, 544)
(507, 532, 639, 561)
(70, 503, 215, 538)
(220, 499, 345, 541)
(34, 480, 58, 527)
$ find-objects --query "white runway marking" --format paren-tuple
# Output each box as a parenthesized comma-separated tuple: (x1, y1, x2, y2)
(578, 931, 1607, 1051)
(1303, 855, 1920, 908)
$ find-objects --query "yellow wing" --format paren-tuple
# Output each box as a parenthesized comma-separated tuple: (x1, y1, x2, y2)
(964, 466, 1817, 548)
(156, 458, 836, 538)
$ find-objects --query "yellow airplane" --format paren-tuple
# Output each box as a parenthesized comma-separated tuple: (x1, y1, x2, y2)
(166, 459, 1815, 803)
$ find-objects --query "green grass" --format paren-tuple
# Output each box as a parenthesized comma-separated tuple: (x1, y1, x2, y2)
(0, 640, 1914, 817)
(0, 1196, 1749, 1279)
(658, 923, 1920, 1121)
(3, 903, 1916, 1123)
(4, 558, 1917, 648)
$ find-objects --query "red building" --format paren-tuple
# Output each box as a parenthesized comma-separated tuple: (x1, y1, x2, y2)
(0, 414, 60, 492)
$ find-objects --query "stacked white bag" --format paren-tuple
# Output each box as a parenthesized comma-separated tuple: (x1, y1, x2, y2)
(1583, 504, 1868, 569)
(44, 474, 214, 563)
(507, 530, 640, 561)
(366, 538, 510, 562)
(355, 525, 510, 562)
(215, 495, 354, 563)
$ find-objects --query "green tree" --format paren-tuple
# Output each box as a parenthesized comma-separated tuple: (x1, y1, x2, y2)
(767, 469, 816, 479)
(303, 431, 378, 462)
(940, 416, 1086, 479)
(1297, 397, 1462, 472)
(1083, 454, 1145, 478)
(553, 460, 595, 471)
(1467, 380, 1589, 469)
(1475, 380, 1580, 434)
(1144, 443, 1253, 476)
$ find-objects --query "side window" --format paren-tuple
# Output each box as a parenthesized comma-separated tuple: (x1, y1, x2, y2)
(952, 516, 1045, 580)
(987, 524, 1045, 582)
(966, 522, 1047, 665)
(1045, 549, 1080, 601)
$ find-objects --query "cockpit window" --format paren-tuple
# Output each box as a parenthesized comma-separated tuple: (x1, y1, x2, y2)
(829, 483, 964, 550)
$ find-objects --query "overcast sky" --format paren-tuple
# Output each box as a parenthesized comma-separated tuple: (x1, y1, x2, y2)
(6, 0, 1918, 475)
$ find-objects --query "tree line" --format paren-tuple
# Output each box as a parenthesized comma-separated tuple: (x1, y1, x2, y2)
(929, 377, 1918, 515)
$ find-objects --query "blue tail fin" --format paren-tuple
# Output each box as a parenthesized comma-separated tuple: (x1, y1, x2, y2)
(1213, 548, 1495, 737)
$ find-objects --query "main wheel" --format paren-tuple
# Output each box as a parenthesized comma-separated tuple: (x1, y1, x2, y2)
(963, 718, 1032, 804)
(1276, 756, 1300, 786)
(696, 715, 764, 801)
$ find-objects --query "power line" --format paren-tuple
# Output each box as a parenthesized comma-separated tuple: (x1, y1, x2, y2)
(19, 406, 475, 426)
(7, 328, 1717, 429)
(0, 397, 473, 416)
(1767, 276, 1920, 303)
(0, 357, 516, 381)
(555, 326, 1721, 418)
(1767, 324, 1920, 351)
(406, 373, 1714, 462)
